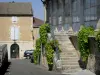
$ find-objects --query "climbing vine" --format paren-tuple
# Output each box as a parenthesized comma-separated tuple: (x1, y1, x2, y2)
(78, 26, 94, 62)
(33, 38, 41, 64)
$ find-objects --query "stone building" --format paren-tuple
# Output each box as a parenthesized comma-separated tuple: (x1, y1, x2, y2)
(0, 2, 33, 59)
(44, 0, 100, 34)
(41, 0, 100, 74)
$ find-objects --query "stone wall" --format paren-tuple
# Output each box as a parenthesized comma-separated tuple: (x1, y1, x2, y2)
(0, 41, 33, 59)
(88, 37, 100, 75)
(69, 35, 78, 50)
(0, 17, 33, 41)
(70, 36, 100, 75)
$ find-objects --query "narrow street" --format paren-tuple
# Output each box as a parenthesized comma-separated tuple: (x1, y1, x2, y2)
(0, 59, 63, 75)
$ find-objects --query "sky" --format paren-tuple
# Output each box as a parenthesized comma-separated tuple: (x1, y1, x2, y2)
(0, 0, 44, 20)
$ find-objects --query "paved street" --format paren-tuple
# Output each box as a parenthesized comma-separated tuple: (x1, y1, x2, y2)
(0, 59, 63, 75)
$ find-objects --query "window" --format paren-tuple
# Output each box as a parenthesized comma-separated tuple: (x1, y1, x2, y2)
(90, 21, 97, 29)
(58, 16, 62, 24)
(12, 16, 18, 23)
(10, 25, 20, 40)
(84, 21, 96, 29)
(84, 22, 90, 27)
(72, 0, 80, 23)
(73, 16, 80, 22)
(53, 17, 56, 25)
(63, 24, 70, 31)
(84, 0, 91, 9)
(83, 0, 97, 23)
(72, 23, 80, 32)
(91, 0, 96, 6)
(97, 0, 100, 5)
(57, 25, 62, 32)
(49, 1, 52, 14)
(49, 17, 51, 24)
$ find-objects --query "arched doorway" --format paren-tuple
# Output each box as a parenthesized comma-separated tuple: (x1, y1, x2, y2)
(10, 43, 19, 58)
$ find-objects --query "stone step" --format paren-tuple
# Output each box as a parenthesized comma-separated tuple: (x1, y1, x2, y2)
(60, 52, 77, 55)
(62, 65, 80, 70)
(61, 72, 75, 75)
(60, 45, 75, 48)
(60, 55, 78, 58)
(60, 54, 77, 57)
(59, 43, 72, 46)
(61, 50, 77, 53)
(61, 49, 76, 52)
(59, 40, 72, 43)
(60, 46, 75, 49)
(61, 59, 79, 62)
(60, 57, 79, 61)
(62, 69, 82, 74)
(60, 56, 78, 58)
(60, 45, 73, 48)
(61, 61, 79, 65)
(58, 40, 71, 42)
(55, 38, 69, 41)
(60, 47, 75, 50)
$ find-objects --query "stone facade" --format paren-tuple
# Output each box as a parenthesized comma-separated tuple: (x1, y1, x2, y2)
(88, 37, 100, 75)
(0, 2, 33, 59)
(70, 36, 100, 74)
(45, 0, 100, 34)
(0, 16, 33, 59)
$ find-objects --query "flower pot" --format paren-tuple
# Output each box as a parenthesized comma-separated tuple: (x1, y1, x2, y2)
(48, 64, 53, 71)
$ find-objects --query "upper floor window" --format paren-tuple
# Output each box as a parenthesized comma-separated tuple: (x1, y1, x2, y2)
(12, 16, 18, 23)
(58, 16, 62, 24)
(91, 0, 97, 7)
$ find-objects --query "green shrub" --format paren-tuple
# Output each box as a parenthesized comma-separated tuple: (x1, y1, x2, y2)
(36, 38, 41, 55)
(78, 26, 94, 62)
(50, 40, 61, 52)
(33, 50, 38, 64)
(45, 42, 54, 65)
(33, 38, 41, 64)
(39, 23, 50, 45)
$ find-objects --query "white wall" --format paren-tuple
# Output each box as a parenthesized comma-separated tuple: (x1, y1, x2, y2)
(0, 41, 33, 59)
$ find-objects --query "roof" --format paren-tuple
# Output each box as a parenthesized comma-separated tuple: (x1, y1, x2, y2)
(0, 2, 33, 16)
(33, 17, 44, 28)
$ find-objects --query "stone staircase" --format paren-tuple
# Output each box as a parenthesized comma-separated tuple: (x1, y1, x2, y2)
(55, 34, 82, 75)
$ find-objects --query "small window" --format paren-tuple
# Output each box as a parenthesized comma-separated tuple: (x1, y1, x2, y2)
(12, 16, 18, 23)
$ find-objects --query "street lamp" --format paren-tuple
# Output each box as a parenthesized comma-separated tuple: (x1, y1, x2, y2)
(41, 0, 46, 5)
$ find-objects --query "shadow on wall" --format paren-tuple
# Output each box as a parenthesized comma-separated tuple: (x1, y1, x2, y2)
(0, 62, 11, 75)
